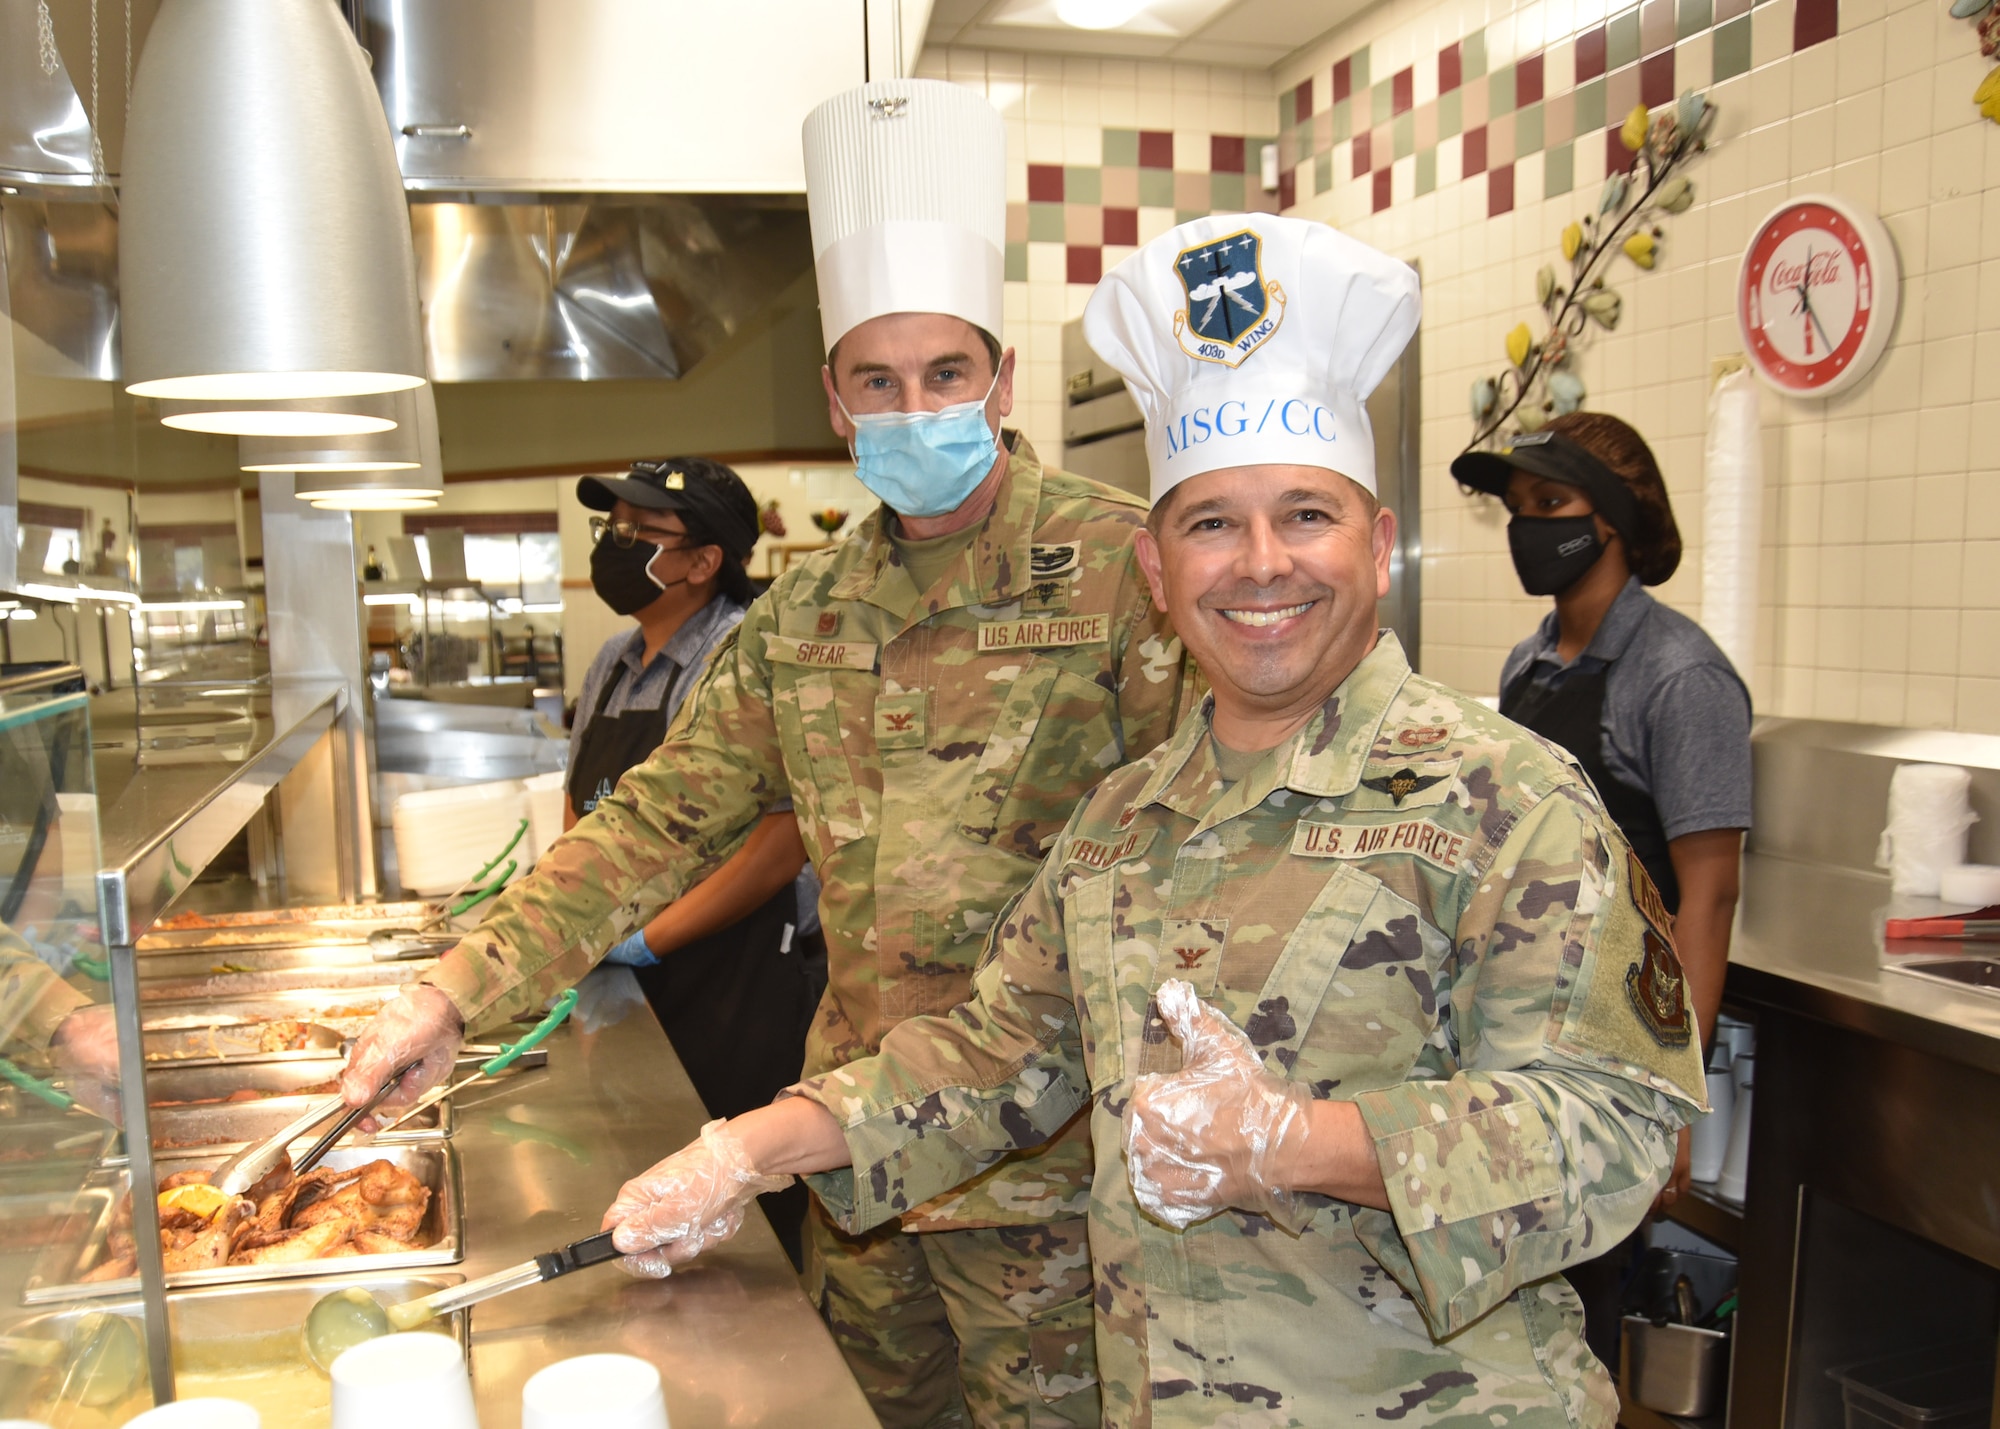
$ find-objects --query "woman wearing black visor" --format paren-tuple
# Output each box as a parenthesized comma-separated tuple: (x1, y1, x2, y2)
(1451, 413, 1749, 1372)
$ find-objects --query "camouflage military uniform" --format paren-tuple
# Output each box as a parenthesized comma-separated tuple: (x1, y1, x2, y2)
(796, 633, 1708, 1428)
(421, 434, 1193, 1428)
(0, 927, 87, 1056)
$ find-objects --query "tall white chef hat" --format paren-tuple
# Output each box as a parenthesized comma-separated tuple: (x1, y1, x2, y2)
(1082, 214, 1420, 503)
(802, 80, 1006, 354)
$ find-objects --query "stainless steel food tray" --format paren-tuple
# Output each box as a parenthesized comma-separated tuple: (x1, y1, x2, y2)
(0, 1274, 468, 1420)
(136, 1091, 452, 1158)
(25, 1142, 463, 1303)
(138, 960, 437, 1003)
(140, 986, 400, 1063)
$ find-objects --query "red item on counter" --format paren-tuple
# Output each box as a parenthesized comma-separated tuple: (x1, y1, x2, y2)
(1884, 905, 2000, 940)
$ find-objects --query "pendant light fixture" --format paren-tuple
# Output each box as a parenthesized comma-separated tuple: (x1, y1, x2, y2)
(243, 385, 446, 511)
(161, 393, 403, 437)
(120, 0, 427, 402)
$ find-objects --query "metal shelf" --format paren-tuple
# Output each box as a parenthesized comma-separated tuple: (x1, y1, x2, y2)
(1666, 1181, 1744, 1254)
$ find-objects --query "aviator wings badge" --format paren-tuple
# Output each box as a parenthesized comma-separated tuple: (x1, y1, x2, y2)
(1173, 228, 1286, 367)
(1361, 767, 1447, 806)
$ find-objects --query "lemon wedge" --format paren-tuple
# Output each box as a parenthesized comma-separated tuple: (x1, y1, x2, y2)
(157, 1183, 234, 1220)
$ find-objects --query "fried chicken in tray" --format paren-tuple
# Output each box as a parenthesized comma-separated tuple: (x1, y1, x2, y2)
(82, 1155, 434, 1281)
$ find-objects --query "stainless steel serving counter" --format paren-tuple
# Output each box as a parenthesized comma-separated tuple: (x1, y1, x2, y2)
(1729, 851, 2000, 1072)
(442, 969, 877, 1428)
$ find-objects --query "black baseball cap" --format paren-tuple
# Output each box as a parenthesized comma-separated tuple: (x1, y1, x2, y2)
(1450, 430, 1640, 545)
(578, 457, 761, 561)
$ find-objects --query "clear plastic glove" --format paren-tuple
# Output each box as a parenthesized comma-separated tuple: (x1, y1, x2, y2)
(48, 1003, 124, 1123)
(603, 928, 659, 968)
(339, 984, 464, 1132)
(569, 966, 649, 1034)
(1124, 978, 1314, 1231)
(599, 1118, 795, 1279)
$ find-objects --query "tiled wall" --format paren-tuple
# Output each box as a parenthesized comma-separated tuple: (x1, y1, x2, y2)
(933, 0, 2000, 734)
(1277, 0, 2000, 731)
(919, 48, 1283, 459)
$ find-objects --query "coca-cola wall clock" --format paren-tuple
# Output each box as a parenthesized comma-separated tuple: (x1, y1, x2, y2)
(1737, 194, 1901, 398)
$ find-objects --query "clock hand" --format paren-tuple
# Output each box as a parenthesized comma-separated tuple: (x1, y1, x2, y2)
(1797, 285, 1815, 357)
(1797, 281, 1836, 355)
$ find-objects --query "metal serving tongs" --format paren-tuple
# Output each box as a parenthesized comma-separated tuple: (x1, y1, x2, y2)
(302, 1229, 622, 1373)
(209, 1059, 419, 1196)
(368, 819, 530, 961)
(378, 989, 577, 1134)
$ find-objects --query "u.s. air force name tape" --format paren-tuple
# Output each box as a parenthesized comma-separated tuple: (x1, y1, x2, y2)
(1065, 828, 1154, 872)
(1291, 817, 1468, 871)
(764, 634, 879, 671)
(977, 614, 1108, 651)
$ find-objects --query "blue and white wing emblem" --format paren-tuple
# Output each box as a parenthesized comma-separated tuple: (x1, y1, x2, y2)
(1172, 229, 1286, 367)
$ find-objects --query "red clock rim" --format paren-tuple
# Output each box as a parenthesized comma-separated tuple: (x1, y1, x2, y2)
(1739, 201, 1871, 391)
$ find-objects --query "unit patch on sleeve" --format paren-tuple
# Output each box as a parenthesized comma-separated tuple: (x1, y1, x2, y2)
(1626, 849, 1674, 944)
(1292, 817, 1468, 872)
(1395, 724, 1452, 749)
(1626, 929, 1692, 1048)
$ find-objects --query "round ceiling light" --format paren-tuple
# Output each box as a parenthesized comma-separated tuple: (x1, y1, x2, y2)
(162, 392, 403, 437)
(1054, 0, 1151, 28)
(119, 0, 427, 401)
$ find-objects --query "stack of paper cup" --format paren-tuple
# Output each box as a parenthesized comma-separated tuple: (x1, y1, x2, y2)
(331, 1333, 476, 1429)
(1690, 1037, 1734, 1185)
(1877, 763, 1978, 897)
(1717, 1048, 1754, 1204)
(523, 1354, 669, 1429)
(124, 1403, 260, 1428)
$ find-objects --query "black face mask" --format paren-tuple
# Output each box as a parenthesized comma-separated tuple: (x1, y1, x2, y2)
(1508, 514, 1605, 596)
(590, 537, 683, 615)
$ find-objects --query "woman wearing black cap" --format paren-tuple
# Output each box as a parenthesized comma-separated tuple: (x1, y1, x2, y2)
(1452, 412, 1750, 1371)
(569, 455, 818, 1265)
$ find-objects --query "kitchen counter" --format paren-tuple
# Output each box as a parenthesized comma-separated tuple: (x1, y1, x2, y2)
(442, 968, 877, 1428)
(1727, 852, 2000, 1073)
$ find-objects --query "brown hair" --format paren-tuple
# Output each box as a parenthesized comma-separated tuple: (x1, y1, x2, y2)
(1544, 411, 1682, 586)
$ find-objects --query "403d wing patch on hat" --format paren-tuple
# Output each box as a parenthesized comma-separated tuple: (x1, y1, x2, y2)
(1084, 214, 1421, 503)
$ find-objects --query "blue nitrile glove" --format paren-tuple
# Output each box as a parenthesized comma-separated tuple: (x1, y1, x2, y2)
(605, 928, 660, 968)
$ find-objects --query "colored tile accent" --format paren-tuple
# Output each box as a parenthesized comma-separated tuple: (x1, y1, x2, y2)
(1712, 14, 1752, 79)
(1440, 41, 1463, 94)
(1461, 29, 1487, 80)
(1416, 148, 1438, 196)
(1393, 66, 1415, 116)
(1607, 125, 1639, 173)
(1678, 0, 1714, 40)
(1795, 0, 1836, 48)
(1006, 203, 1028, 243)
(1607, 64, 1640, 120)
(1210, 172, 1246, 210)
(1373, 167, 1393, 212)
(1576, 26, 1608, 82)
(1353, 128, 1373, 178)
(1491, 64, 1516, 116)
(1066, 245, 1101, 284)
(1212, 134, 1246, 173)
(1608, 8, 1641, 69)
(1333, 55, 1353, 102)
(1175, 171, 1211, 209)
(1064, 203, 1102, 245)
(1351, 47, 1371, 90)
(1333, 100, 1352, 143)
(1102, 129, 1139, 168)
(1004, 241, 1026, 282)
(1547, 91, 1575, 147)
(1641, 49, 1675, 106)
(1490, 111, 1517, 166)
(1028, 164, 1064, 202)
(1518, 53, 1545, 107)
(1641, 0, 1676, 55)
(1103, 207, 1138, 245)
(1174, 208, 1205, 224)
(1545, 141, 1575, 196)
(1489, 163, 1515, 216)
(1372, 78, 1394, 125)
(1715, 0, 1749, 19)
(1314, 150, 1333, 194)
(1393, 110, 1415, 159)
(1064, 166, 1102, 204)
(1439, 89, 1463, 139)
(1279, 169, 1297, 209)
(1293, 78, 1314, 125)
(1027, 202, 1065, 242)
(1463, 124, 1488, 177)
(1574, 77, 1607, 132)
(1138, 131, 1175, 169)
(1313, 111, 1333, 156)
(1517, 102, 1544, 156)
(1138, 168, 1175, 206)
(1415, 100, 1438, 152)
(1102, 165, 1139, 206)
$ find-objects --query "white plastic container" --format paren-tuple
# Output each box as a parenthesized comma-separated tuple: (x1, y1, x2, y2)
(522, 1354, 668, 1429)
(1877, 764, 1977, 897)
(523, 770, 568, 864)
(1717, 1049, 1755, 1203)
(1691, 1043, 1735, 1185)
(331, 1332, 476, 1429)
(391, 779, 531, 895)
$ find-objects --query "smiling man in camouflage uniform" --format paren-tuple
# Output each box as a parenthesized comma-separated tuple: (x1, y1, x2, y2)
(341, 80, 1192, 1429)
(591, 215, 1707, 1427)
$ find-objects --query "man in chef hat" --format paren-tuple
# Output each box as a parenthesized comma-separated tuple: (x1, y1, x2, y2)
(587, 214, 1707, 1425)
(341, 78, 1193, 1428)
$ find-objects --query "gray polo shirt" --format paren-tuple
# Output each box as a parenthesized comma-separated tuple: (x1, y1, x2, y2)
(1499, 576, 1753, 842)
(570, 596, 821, 934)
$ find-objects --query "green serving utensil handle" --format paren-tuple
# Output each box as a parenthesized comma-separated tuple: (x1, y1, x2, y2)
(449, 860, 516, 918)
(0, 1057, 74, 1110)
(480, 988, 577, 1077)
(476, 820, 529, 881)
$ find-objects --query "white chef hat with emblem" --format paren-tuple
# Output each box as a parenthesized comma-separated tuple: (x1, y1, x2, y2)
(1083, 214, 1420, 503)
(802, 79, 1006, 354)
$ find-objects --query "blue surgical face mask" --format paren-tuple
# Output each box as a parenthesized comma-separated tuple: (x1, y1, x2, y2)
(836, 373, 1002, 519)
